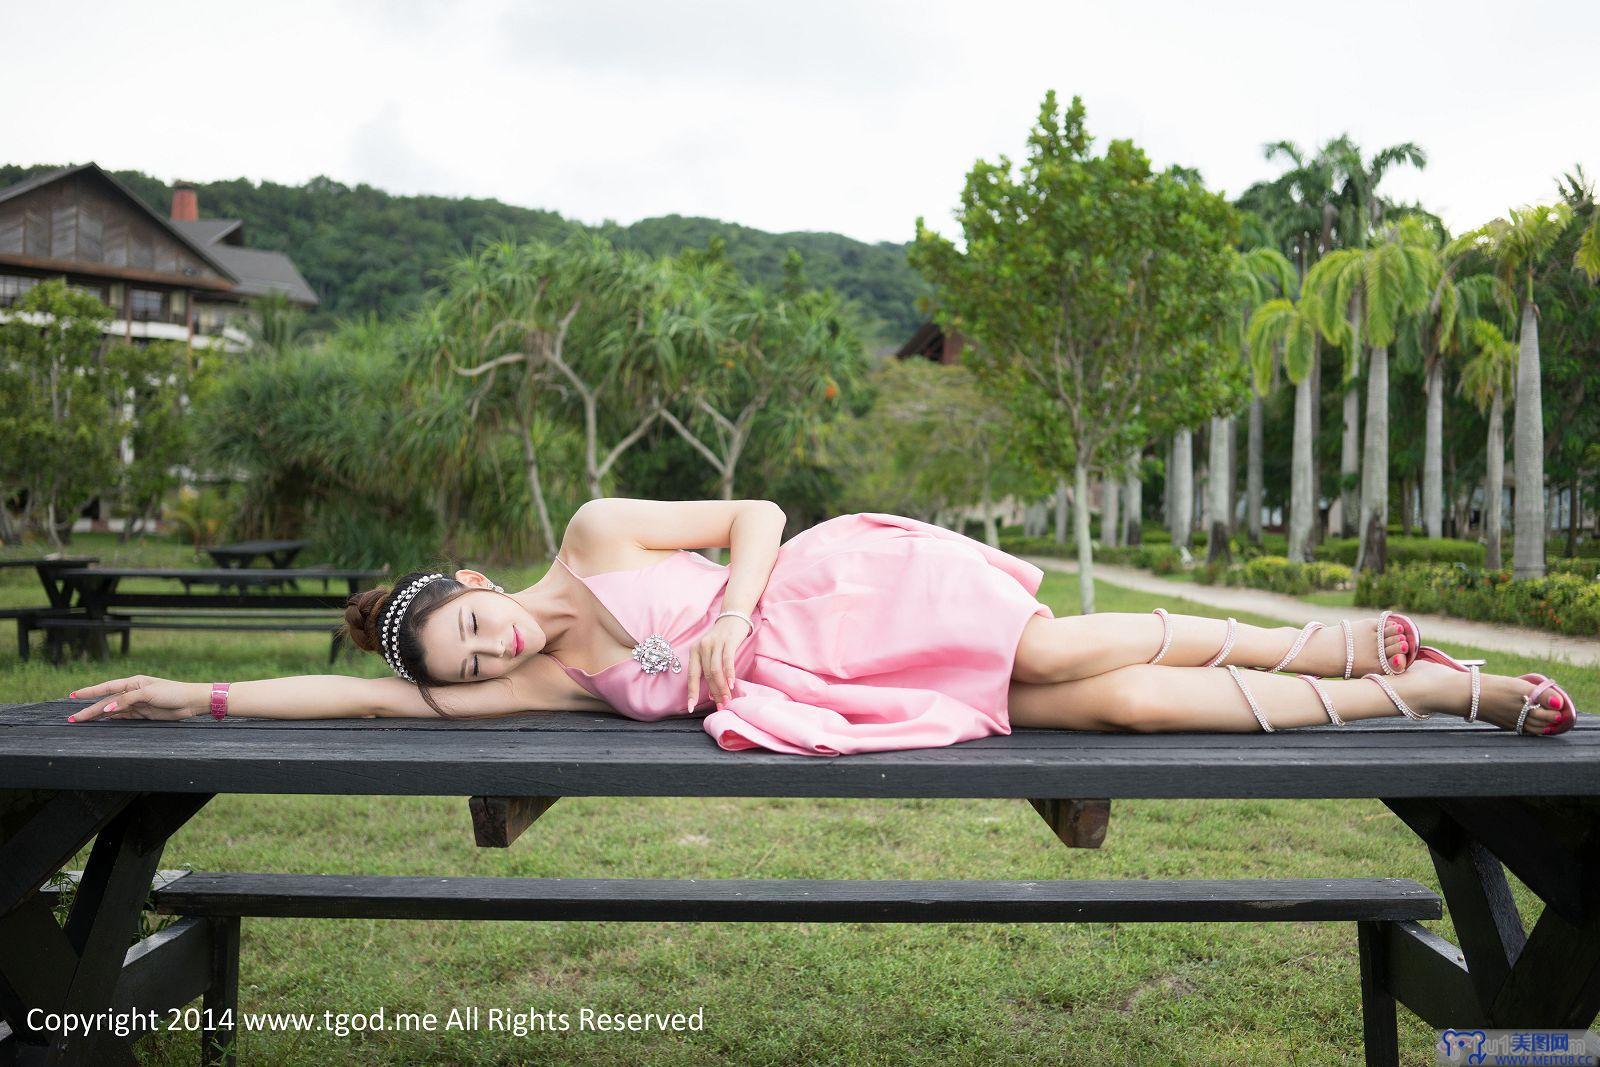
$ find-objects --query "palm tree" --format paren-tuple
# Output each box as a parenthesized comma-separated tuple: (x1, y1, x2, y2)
(1475, 202, 1574, 578)
(1248, 293, 1320, 561)
(1414, 231, 1501, 538)
(1214, 244, 1296, 561)
(1305, 216, 1438, 572)
(1321, 137, 1427, 539)
(1458, 319, 1517, 570)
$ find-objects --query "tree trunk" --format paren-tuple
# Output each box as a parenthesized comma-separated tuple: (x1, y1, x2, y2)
(1485, 389, 1504, 571)
(1288, 374, 1315, 563)
(1309, 348, 1324, 547)
(1512, 300, 1546, 578)
(1246, 397, 1263, 545)
(1054, 474, 1069, 545)
(980, 479, 999, 548)
(1074, 458, 1096, 615)
(1124, 446, 1142, 546)
(1099, 469, 1120, 548)
(1340, 383, 1361, 538)
(1163, 437, 1174, 529)
(1423, 359, 1444, 538)
(1226, 415, 1238, 534)
(1171, 429, 1193, 551)
(1355, 345, 1389, 573)
(520, 426, 559, 559)
(1568, 477, 1580, 558)
(1207, 416, 1231, 564)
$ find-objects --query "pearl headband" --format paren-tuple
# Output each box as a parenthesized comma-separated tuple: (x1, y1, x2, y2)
(380, 573, 446, 682)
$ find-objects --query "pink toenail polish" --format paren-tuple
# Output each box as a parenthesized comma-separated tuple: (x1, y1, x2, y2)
(1392, 654, 1403, 669)
(1550, 694, 1563, 710)
(1398, 639, 1408, 653)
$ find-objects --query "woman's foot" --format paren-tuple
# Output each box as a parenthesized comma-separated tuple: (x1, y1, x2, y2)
(1284, 615, 1415, 678)
(1395, 660, 1568, 734)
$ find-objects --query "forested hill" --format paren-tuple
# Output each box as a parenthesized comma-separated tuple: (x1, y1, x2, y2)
(0, 164, 927, 344)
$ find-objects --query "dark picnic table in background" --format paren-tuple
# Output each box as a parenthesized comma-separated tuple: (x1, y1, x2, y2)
(0, 558, 101, 661)
(201, 541, 310, 593)
(0, 705, 1594, 1065)
(18, 566, 385, 664)
(202, 540, 307, 572)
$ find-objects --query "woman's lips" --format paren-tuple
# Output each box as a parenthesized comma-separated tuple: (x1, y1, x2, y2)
(513, 627, 524, 656)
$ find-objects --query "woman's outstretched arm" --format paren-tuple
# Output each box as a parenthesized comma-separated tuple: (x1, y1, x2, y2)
(65, 657, 587, 723)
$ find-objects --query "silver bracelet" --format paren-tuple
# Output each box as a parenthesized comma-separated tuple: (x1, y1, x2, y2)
(715, 610, 753, 635)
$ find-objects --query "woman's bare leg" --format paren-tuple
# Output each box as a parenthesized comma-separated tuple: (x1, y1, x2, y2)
(1011, 611, 1411, 684)
(1006, 660, 1568, 734)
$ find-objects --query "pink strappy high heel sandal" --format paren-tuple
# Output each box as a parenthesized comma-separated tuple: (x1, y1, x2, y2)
(1147, 608, 1421, 677)
(1412, 646, 1576, 736)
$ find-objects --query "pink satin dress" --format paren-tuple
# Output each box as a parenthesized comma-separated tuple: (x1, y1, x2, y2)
(547, 512, 1056, 757)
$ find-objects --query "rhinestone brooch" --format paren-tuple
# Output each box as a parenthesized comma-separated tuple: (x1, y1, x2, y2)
(632, 634, 683, 675)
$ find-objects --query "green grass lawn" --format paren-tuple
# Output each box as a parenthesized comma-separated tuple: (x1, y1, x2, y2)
(3, 534, 1593, 1065)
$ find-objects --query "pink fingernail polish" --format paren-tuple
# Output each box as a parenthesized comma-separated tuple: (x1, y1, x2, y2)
(67, 716, 76, 722)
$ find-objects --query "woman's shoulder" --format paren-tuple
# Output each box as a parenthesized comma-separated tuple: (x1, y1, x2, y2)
(558, 518, 681, 577)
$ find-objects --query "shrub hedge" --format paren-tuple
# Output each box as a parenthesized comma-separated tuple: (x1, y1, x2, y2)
(1355, 563, 1600, 638)
(1315, 536, 1485, 568)
(1194, 556, 1353, 596)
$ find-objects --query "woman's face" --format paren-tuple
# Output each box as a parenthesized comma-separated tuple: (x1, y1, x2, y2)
(417, 575, 544, 684)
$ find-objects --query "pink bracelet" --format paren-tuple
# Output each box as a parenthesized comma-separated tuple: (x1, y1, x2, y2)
(209, 682, 230, 721)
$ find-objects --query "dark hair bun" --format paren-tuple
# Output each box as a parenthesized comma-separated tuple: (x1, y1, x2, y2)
(342, 586, 391, 653)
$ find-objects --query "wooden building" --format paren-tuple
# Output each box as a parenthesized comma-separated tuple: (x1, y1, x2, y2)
(894, 320, 967, 365)
(0, 162, 316, 349)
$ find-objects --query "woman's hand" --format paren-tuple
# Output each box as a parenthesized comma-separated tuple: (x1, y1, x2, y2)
(66, 675, 210, 722)
(685, 616, 752, 712)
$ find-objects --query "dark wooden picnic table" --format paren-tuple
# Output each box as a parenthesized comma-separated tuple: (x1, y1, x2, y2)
(0, 706, 1594, 1064)
(30, 566, 385, 662)
(202, 540, 307, 572)
(0, 557, 101, 609)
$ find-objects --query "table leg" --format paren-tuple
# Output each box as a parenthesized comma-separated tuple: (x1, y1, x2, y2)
(0, 790, 214, 1063)
(1380, 796, 1600, 1030)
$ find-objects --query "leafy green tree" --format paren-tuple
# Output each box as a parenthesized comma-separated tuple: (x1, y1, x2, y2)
(104, 340, 208, 540)
(818, 358, 1051, 541)
(429, 232, 672, 554)
(647, 252, 870, 521)
(0, 280, 117, 545)
(910, 92, 1238, 612)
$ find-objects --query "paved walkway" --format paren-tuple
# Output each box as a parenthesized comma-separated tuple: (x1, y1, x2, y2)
(1021, 555, 1600, 668)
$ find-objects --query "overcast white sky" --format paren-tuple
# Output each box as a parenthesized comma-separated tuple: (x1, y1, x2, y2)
(4, 0, 1596, 245)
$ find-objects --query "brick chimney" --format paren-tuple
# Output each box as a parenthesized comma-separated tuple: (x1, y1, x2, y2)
(170, 181, 198, 222)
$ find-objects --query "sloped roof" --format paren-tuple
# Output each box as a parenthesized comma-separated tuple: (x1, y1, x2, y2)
(204, 244, 319, 306)
(171, 218, 242, 246)
(0, 162, 237, 281)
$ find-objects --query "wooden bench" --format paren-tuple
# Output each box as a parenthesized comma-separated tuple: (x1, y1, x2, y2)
(27, 611, 349, 665)
(41, 867, 1442, 1067)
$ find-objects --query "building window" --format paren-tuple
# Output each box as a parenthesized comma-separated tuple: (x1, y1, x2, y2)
(67, 283, 108, 306)
(0, 275, 39, 308)
(195, 303, 233, 336)
(130, 288, 165, 321)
